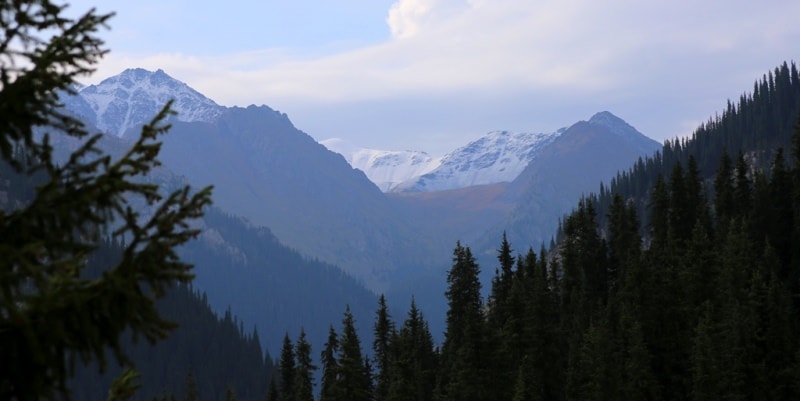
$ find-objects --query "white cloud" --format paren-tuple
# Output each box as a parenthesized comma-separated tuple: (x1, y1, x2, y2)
(387, 0, 469, 39)
(90, 1, 800, 106)
(84, 0, 800, 152)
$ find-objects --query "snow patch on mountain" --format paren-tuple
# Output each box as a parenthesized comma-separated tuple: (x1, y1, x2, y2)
(350, 149, 440, 192)
(393, 129, 563, 192)
(321, 138, 439, 192)
(72, 68, 224, 137)
(323, 129, 564, 193)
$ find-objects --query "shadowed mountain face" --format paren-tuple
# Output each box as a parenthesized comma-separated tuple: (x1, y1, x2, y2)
(156, 105, 436, 291)
(61, 69, 439, 293)
(475, 112, 661, 258)
(182, 207, 380, 355)
(388, 112, 660, 260)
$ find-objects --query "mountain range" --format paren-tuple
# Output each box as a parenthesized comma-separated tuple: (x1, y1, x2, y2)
(324, 129, 565, 192)
(45, 58, 800, 401)
(60, 68, 661, 341)
(318, 143, 439, 192)
(328, 111, 654, 195)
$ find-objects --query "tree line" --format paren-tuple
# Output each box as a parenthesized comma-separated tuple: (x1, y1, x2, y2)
(268, 68, 800, 401)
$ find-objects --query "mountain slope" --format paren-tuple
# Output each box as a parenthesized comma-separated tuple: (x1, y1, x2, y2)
(182, 207, 379, 355)
(326, 129, 563, 193)
(156, 106, 433, 291)
(62, 68, 437, 291)
(352, 148, 439, 192)
(386, 111, 660, 260)
(477, 111, 662, 257)
(385, 112, 661, 333)
(394, 129, 563, 192)
(60, 68, 658, 307)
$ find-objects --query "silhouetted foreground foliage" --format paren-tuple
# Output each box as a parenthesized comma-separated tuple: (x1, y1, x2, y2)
(0, 1, 211, 400)
(70, 240, 273, 401)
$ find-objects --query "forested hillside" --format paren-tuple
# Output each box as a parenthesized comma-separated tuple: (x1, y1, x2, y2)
(182, 207, 379, 354)
(71, 253, 273, 401)
(1, 154, 272, 401)
(591, 61, 800, 229)
(269, 61, 800, 401)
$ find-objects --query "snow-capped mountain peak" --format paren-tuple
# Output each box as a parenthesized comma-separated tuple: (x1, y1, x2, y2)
(393, 129, 563, 192)
(349, 149, 440, 192)
(320, 138, 440, 192)
(74, 68, 224, 137)
(325, 111, 657, 194)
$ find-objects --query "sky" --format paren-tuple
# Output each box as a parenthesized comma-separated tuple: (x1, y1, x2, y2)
(66, 0, 800, 156)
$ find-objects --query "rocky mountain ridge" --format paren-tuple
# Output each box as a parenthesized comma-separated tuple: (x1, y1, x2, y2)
(64, 68, 224, 137)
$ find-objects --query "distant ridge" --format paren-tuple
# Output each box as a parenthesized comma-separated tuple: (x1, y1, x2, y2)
(326, 111, 657, 195)
(395, 129, 563, 192)
(324, 129, 564, 193)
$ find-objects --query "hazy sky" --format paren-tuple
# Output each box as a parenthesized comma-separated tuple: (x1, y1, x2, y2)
(67, 0, 800, 156)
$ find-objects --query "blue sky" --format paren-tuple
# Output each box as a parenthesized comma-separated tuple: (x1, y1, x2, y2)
(68, 0, 800, 156)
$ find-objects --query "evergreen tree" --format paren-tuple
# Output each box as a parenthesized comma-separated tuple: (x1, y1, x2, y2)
(668, 161, 694, 245)
(714, 150, 736, 224)
(567, 313, 618, 401)
(618, 311, 657, 401)
(387, 298, 437, 401)
(486, 233, 517, 401)
(267, 377, 279, 401)
(278, 334, 296, 401)
(373, 295, 395, 401)
(519, 248, 562, 401)
(337, 306, 372, 401)
(183, 369, 199, 401)
(319, 326, 339, 401)
(791, 116, 800, 287)
(437, 242, 487, 401)
(690, 302, 717, 401)
(225, 386, 237, 401)
(293, 329, 316, 401)
(768, 149, 793, 271)
(0, 2, 213, 400)
(757, 244, 797, 400)
(685, 156, 707, 221)
(733, 152, 752, 219)
(488, 232, 516, 325)
(607, 194, 641, 292)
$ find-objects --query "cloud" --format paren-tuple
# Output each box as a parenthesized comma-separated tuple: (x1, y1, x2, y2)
(84, 0, 800, 151)
(387, 0, 469, 39)
(90, 1, 800, 106)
